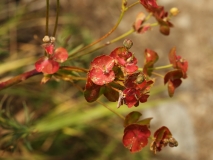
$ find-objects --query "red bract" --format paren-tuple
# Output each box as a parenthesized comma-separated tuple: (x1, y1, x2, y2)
(140, 0, 159, 12)
(164, 70, 183, 97)
(88, 55, 115, 85)
(84, 74, 102, 102)
(35, 46, 68, 74)
(123, 124, 151, 153)
(109, 47, 138, 75)
(153, 7, 173, 35)
(169, 47, 188, 78)
(123, 88, 140, 107)
(35, 57, 59, 74)
(133, 12, 151, 34)
(123, 72, 153, 108)
(143, 49, 159, 76)
(150, 126, 178, 154)
(53, 47, 69, 63)
(43, 44, 54, 55)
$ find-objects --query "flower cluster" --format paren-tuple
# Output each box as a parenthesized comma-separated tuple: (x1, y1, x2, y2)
(35, 36, 68, 74)
(138, 0, 175, 35)
(122, 72, 153, 108)
(122, 112, 178, 153)
(84, 40, 154, 109)
(164, 47, 188, 97)
(150, 126, 178, 153)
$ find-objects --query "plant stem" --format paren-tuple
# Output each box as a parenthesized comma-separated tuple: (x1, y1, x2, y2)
(55, 73, 86, 81)
(110, 28, 134, 43)
(45, 0, 49, 35)
(69, 28, 135, 60)
(125, 1, 140, 10)
(150, 64, 173, 70)
(138, 64, 173, 72)
(152, 72, 164, 78)
(60, 66, 89, 73)
(69, 1, 128, 57)
(53, 0, 59, 37)
(0, 69, 41, 91)
(69, 18, 160, 60)
(97, 100, 125, 120)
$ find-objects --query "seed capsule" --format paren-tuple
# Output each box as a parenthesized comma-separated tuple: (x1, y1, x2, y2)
(136, 74, 144, 84)
(123, 39, 133, 49)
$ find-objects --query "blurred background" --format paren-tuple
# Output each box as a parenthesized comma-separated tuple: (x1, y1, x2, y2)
(0, 0, 213, 159)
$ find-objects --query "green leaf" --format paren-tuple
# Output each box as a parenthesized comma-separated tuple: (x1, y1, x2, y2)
(124, 111, 142, 127)
(136, 117, 153, 128)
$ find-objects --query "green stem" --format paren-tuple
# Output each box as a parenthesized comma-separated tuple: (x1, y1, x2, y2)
(150, 22, 159, 27)
(54, 73, 86, 81)
(69, 28, 135, 60)
(150, 64, 173, 70)
(69, 18, 161, 60)
(138, 64, 173, 72)
(125, 1, 140, 10)
(53, 0, 60, 37)
(45, 0, 49, 35)
(60, 66, 89, 73)
(110, 28, 134, 43)
(97, 100, 125, 120)
(152, 72, 164, 78)
(69, 1, 128, 57)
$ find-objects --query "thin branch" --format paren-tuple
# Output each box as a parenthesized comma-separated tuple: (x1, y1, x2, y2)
(69, 28, 135, 60)
(152, 72, 164, 78)
(97, 100, 125, 120)
(52, 0, 60, 37)
(46, 0, 49, 35)
(69, 1, 128, 57)
(0, 69, 41, 91)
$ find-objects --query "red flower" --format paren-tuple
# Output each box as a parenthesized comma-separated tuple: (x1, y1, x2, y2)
(140, 0, 159, 12)
(164, 70, 183, 97)
(88, 55, 115, 85)
(35, 57, 59, 74)
(123, 124, 151, 153)
(133, 12, 151, 34)
(84, 55, 117, 102)
(153, 6, 174, 35)
(169, 47, 188, 78)
(84, 74, 102, 102)
(123, 72, 153, 108)
(150, 126, 178, 154)
(35, 46, 68, 74)
(143, 49, 159, 76)
(110, 47, 138, 75)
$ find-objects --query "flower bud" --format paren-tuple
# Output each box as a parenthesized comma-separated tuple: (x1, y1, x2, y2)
(43, 35, 50, 43)
(123, 39, 133, 49)
(136, 74, 144, 84)
(50, 37, 56, 43)
(170, 7, 179, 16)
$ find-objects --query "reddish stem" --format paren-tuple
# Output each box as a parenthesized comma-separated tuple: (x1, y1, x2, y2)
(0, 69, 41, 90)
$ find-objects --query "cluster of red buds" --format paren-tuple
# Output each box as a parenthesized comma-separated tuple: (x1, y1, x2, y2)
(35, 36, 69, 74)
